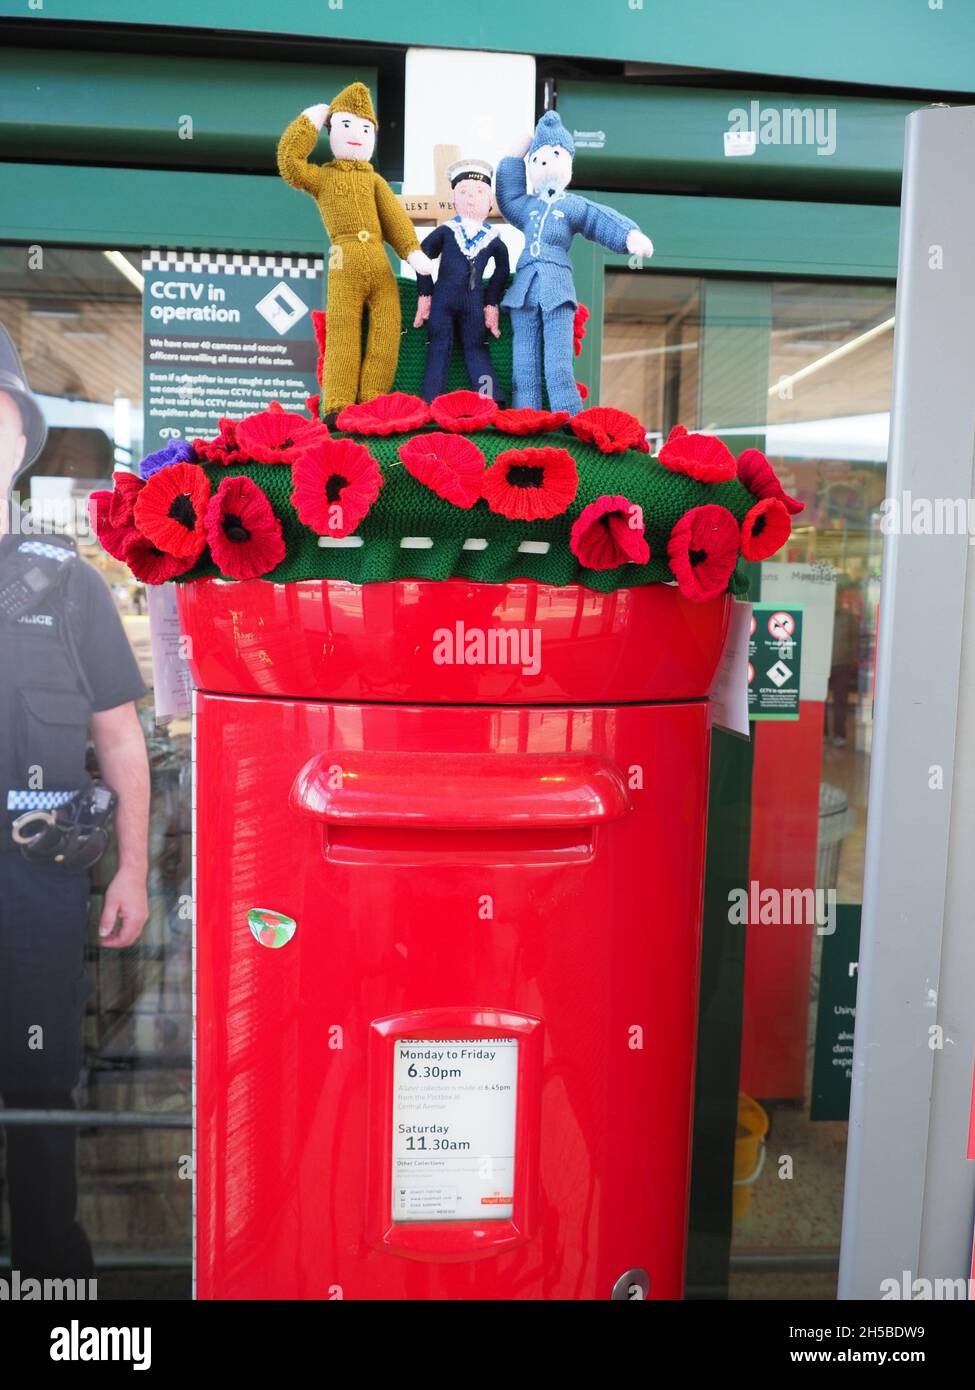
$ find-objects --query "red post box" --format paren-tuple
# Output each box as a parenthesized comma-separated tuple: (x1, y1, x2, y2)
(184, 575, 730, 1300)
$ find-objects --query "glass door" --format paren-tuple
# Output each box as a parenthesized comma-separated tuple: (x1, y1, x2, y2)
(602, 269, 896, 1300)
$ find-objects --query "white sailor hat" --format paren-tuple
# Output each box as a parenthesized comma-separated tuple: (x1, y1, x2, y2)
(446, 158, 494, 188)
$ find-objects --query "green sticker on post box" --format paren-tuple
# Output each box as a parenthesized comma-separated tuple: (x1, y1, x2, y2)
(247, 907, 297, 949)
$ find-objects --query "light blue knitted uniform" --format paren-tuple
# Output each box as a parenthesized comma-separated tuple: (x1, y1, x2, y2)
(495, 156, 638, 415)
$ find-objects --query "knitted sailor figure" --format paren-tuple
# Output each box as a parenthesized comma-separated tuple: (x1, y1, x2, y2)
(496, 110, 655, 416)
(277, 84, 434, 426)
(412, 159, 510, 404)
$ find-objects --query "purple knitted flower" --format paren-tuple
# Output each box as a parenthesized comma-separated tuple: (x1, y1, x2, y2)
(139, 438, 197, 479)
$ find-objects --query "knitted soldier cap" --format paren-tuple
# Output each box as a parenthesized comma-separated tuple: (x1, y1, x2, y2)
(446, 158, 494, 187)
(529, 110, 575, 157)
(327, 82, 378, 129)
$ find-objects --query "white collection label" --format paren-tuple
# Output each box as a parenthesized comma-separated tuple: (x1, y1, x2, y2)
(392, 1038, 518, 1223)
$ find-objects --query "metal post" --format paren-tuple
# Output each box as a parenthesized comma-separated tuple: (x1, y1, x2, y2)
(839, 104, 975, 1298)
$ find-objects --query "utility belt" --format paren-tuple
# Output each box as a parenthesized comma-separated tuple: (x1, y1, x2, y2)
(0, 535, 118, 873)
(4, 777, 118, 872)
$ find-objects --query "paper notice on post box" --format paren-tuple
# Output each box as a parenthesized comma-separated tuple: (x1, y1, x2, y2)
(147, 583, 193, 721)
(392, 1038, 518, 1222)
(709, 600, 752, 739)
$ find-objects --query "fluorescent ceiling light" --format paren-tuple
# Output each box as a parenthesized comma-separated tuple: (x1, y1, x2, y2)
(103, 250, 145, 292)
(769, 316, 895, 396)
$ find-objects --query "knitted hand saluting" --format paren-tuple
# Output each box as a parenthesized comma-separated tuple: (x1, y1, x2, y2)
(302, 103, 330, 129)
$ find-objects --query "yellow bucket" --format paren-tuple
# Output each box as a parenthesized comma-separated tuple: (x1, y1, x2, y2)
(733, 1092, 769, 1221)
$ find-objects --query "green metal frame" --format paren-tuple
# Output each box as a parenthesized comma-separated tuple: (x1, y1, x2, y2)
(559, 81, 917, 201)
(3, 0, 974, 92)
(686, 281, 771, 1300)
(0, 49, 372, 171)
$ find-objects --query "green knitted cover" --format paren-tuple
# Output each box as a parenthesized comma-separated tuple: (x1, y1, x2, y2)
(177, 431, 754, 595)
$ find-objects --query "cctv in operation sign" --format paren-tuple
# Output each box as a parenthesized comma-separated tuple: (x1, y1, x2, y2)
(141, 249, 323, 456)
(748, 604, 803, 721)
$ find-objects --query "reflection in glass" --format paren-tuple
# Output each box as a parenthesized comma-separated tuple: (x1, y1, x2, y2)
(603, 271, 895, 1300)
(0, 246, 189, 1295)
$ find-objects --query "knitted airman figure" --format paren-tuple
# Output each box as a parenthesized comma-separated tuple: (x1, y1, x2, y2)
(277, 83, 434, 426)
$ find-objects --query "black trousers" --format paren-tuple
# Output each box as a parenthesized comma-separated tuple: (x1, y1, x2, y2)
(0, 851, 94, 1278)
(421, 291, 505, 405)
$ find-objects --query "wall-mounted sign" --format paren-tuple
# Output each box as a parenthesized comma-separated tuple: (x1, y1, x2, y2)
(141, 249, 323, 456)
(748, 603, 803, 720)
(392, 1037, 518, 1222)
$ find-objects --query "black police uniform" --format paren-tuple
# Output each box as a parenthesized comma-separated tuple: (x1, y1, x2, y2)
(0, 522, 145, 1278)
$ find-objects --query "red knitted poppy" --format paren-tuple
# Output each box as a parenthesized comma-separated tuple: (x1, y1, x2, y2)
(336, 392, 431, 436)
(737, 447, 804, 515)
(658, 425, 736, 483)
(667, 504, 740, 602)
(133, 462, 210, 559)
(109, 470, 143, 524)
(192, 417, 248, 464)
(205, 475, 286, 579)
(571, 494, 650, 571)
(577, 382, 589, 401)
(573, 303, 590, 357)
(312, 309, 326, 355)
(740, 496, 792, 561)
(481, 447, 578, 521)
(236, 407, 328, 463)
(430, 389, 499, 433)
(493, 407, 570, 436)
(570, 406, 650, 454)
(121, 531, 196, 584)
(291, 438, 383, 537)
(398, 433, 486, 509)
(89, 482, 140, 562)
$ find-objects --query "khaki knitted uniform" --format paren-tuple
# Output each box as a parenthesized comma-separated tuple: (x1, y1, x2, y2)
(277, 114, 421, 414)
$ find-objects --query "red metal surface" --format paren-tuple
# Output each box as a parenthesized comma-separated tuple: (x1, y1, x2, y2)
(291, 750, 631, 829)
(739, 701, 826, 1101)
(195, 692, 713, 1300)
(177, 577, 731, 704)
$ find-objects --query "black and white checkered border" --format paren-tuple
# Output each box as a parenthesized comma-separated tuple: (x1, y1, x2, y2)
(142, 250, 323, 278)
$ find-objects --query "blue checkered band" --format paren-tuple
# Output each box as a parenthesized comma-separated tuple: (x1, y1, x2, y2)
(17, 541, 73, 563)
(7, 789, 79, 811)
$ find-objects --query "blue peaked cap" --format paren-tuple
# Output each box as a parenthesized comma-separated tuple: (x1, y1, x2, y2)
(529, 110, 575, 157)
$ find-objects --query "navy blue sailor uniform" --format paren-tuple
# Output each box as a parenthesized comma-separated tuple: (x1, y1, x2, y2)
(415, 217, 510, 404)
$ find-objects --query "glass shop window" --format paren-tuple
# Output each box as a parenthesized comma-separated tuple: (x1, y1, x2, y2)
(0, 244, 190, 1296)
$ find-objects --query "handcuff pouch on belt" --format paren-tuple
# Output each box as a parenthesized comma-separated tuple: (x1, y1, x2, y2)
(11, 777, 118, 873)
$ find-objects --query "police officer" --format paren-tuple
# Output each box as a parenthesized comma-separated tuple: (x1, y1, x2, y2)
(0, 323, 150, 1279)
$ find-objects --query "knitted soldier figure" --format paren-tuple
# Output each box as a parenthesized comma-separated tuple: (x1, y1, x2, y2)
(496, 110, 655, 416)
(412, 159, 510, 404)
(277, 84, 434, 427)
